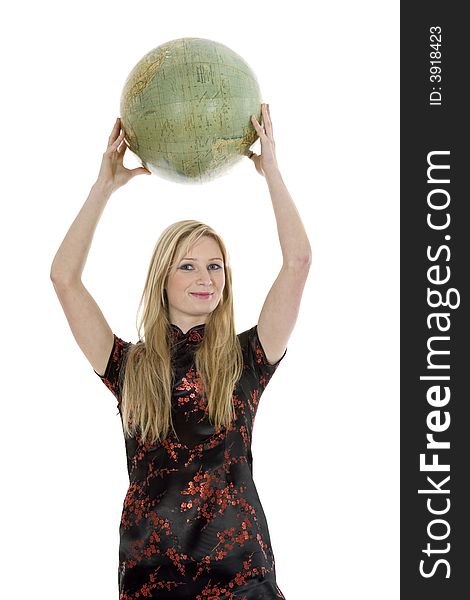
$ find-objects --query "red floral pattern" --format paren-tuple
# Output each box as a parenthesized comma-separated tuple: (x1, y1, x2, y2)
(95, 324, 287, 599)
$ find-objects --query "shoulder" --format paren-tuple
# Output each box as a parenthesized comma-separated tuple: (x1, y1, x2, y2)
(237, 325, 286, 368)
(108, 334, 134, 368)
(237, 325, 256, 347)
(94, 334, 135, 385)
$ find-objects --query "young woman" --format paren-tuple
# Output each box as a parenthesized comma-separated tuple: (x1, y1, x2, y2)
(50, 104, 311, 599)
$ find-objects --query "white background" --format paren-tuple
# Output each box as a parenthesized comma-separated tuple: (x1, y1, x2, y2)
(1, 1, 399, 598)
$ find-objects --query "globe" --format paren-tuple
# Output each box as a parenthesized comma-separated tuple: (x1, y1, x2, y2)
(120, 38, 262, 183)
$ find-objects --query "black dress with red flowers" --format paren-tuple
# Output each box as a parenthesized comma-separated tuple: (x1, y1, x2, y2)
(94, 323, 287, 600)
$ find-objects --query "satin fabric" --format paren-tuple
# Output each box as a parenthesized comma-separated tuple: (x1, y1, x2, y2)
(95, 323, 287, 599)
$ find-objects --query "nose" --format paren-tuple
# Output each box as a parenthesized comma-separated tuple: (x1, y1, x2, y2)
(196, 268, 214, 286)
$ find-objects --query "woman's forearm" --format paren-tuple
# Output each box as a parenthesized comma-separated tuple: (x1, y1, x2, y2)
(264, 168, 312, 266)
(50, 180, 113, 284)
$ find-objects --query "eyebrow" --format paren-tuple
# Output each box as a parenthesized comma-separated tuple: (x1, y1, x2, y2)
(179, 257, 223, 261)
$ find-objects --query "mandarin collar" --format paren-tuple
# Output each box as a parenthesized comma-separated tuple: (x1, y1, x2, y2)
(170, 323, 206, 343)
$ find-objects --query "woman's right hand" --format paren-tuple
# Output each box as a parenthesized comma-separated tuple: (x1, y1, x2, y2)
(96, 117, 151, 192)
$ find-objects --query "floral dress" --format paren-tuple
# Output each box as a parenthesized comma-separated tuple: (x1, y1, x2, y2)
(94, 323, 287, 599)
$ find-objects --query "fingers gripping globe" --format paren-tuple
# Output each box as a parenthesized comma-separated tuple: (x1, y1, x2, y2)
(119, 38, 262, 184)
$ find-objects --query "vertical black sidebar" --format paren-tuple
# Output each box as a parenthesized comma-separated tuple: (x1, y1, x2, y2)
(401, 4, 469, 599)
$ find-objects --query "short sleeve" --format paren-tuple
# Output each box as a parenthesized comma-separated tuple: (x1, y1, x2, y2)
(238, 325, 287, 393)
(94, 334, 133, 413)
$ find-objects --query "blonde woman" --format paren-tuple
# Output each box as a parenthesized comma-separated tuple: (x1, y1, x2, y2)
(50, 103, 311, 599)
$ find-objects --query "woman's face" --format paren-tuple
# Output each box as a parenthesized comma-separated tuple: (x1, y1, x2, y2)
(165, 236, 226, 327)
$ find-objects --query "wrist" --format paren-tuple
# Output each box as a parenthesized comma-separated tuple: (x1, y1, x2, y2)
(264, 164, 282, 182)
(92, 178, 115, 198)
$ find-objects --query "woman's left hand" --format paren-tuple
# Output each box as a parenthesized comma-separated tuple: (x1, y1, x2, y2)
(247, 103, 279, 177)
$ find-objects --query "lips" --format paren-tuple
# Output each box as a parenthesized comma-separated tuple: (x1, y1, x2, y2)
(190, 292, 213, 299)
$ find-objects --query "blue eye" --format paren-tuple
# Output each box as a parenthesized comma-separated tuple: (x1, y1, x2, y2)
(178, 263, 223, 271)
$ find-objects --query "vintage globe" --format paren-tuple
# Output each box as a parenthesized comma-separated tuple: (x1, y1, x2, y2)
(120, 38, 262, 183)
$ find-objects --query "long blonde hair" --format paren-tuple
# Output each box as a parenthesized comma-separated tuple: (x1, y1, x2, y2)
(121, 220, 243, 445)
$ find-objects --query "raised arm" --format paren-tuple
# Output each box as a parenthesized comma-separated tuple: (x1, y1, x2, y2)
(248, 104, 311, 364)
(50, 118, 150, 375)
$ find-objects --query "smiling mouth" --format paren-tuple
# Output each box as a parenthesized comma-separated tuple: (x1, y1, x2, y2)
(190, 292, 213, 299)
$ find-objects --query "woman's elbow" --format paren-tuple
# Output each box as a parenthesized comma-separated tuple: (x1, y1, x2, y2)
(285, 251, 312, 272)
